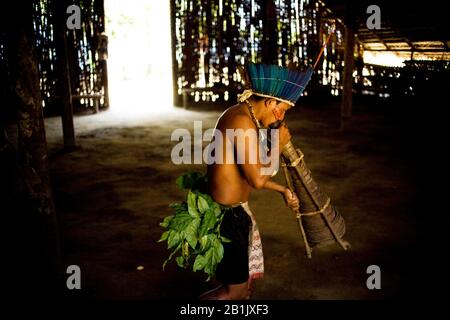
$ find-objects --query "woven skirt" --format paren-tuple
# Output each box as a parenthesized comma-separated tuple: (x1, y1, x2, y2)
(215, 202, 264, 284)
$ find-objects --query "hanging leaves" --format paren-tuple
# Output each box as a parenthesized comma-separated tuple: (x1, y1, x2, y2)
(158, 172, 230, 281)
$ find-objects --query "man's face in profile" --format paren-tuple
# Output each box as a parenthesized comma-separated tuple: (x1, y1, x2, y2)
(265, 99, 292, 129)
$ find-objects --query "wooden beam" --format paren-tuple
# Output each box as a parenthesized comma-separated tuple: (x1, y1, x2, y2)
(341, 26, 355, 131)
(54, 0, 76, 149)
(363, 48, 449, 52)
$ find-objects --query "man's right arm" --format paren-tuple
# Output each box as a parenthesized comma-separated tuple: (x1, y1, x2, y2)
(228, 115, 291, 189)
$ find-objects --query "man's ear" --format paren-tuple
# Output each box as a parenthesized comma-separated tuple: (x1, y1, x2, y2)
(264, 98, 278, 109)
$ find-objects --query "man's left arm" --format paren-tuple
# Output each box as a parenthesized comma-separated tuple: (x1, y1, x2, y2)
(262, 179, 299, 211)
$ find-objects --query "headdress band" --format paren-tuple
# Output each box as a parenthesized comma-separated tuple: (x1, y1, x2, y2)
(237, 89, 295, 106)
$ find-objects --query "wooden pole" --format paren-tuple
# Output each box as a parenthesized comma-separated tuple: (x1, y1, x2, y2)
(54, 0, 76, 149)
(355, 41, 364, 95)
(170, 0, 182, 107)
(281, 158, 313, 259)
(98, 0, 109, 109)
(261, 0, 278, 64)
(101, 59, 109, 109)
(341, 26, 355, 130)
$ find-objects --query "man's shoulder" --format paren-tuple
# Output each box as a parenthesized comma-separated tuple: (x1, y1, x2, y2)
(219, 106, 255, 130)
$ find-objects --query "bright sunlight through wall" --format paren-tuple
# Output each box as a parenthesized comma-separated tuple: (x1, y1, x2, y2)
(105, 0, 173, 116)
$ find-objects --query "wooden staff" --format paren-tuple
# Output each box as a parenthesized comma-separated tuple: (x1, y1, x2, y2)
(281, 157, 313, 259)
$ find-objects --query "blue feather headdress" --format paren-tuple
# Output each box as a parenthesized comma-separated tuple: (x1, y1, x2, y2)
(238, 28, 335, 106)
(238, 64, 313, 106)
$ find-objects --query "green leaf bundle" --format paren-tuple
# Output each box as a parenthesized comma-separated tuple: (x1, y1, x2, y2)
(158, 172, 231, 281)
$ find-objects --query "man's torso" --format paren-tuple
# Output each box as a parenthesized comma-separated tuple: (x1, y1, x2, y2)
(207, 104, 255, 205)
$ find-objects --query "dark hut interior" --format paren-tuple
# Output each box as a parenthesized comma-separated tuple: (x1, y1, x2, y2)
(1, 0, 449, 304)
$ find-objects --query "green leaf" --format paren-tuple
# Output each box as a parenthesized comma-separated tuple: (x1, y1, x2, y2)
(213, 240, 224, 263)
(215, 222, 222, 233)
(163, 244, 181, 270)
(212, 203, 222, 217)
(169, 202, 188, 214)
(168, 212, 193, 231)
(175, 256, 185, 268)
(220, 236, 232, 243)
(176, 171, 205, 190)
(167, 231, 182, 249)
(187, 191, 200, 218)
(200, 235, 209, 250)
(199, 209, 216, 238)
(200, 234, 216, 252)
(193, 254, 206, 272)
(202, 193, 214, 203)
(199, 236, 224, 277)
(158, 230, 170, 242)
(185, 217, 200, 249)
(203, 249, 214, 276)
(182, 241, 189, 257)
(160, 215, 174, 228)
(197, 195, 209, 214)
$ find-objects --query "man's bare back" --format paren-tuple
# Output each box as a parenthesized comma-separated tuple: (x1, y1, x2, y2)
(207, 104, 254, 205)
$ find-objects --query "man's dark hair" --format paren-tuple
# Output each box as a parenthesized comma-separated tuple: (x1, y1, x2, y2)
(250, 95, 281, 105)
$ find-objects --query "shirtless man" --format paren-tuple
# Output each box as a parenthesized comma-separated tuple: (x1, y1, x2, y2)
(200, 95, 300, 300)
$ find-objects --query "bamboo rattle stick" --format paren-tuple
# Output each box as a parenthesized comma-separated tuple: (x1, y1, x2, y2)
(281, 156, 313, 259)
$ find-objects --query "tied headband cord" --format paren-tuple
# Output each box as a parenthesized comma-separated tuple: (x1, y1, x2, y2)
(312, 27, 336, 70)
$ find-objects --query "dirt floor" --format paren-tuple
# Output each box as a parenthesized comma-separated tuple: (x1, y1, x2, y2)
(44, 97, 437, 300)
